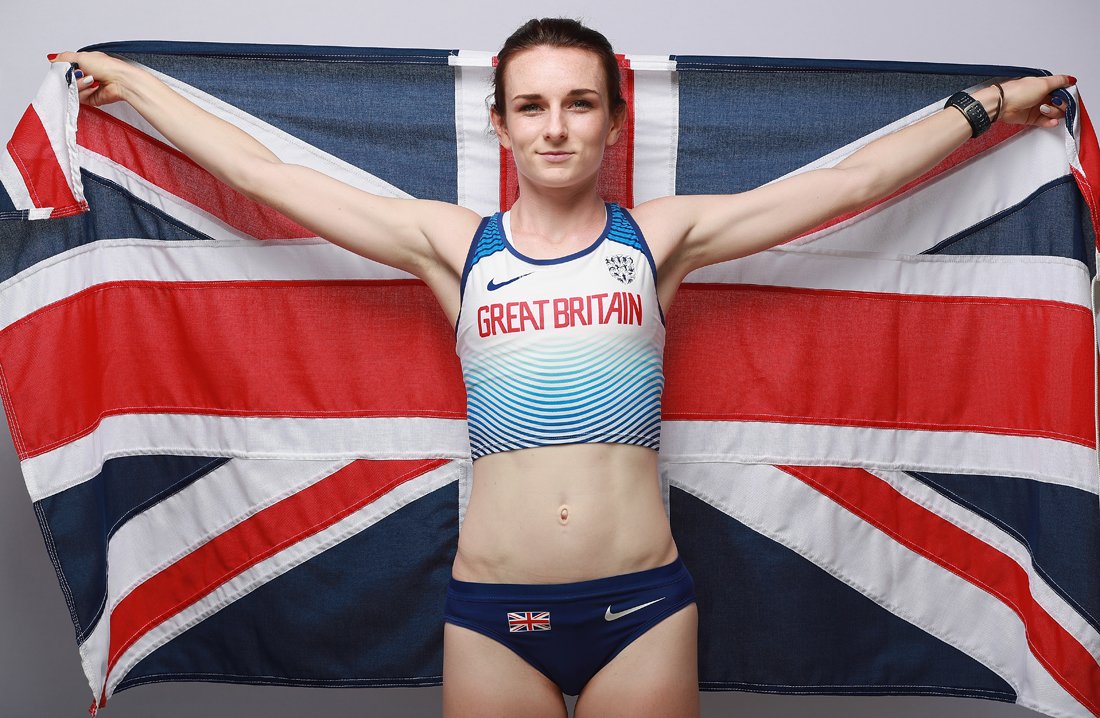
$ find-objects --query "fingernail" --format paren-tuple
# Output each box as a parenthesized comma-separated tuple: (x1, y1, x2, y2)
(1052, 96, 1063, 106)
(1069, 76, 1078, 85)
(81, 75, 94, 85)
(74, 69, 83, 79)
(1040, 105, 1052, 114)
(47, 53, 58, 61)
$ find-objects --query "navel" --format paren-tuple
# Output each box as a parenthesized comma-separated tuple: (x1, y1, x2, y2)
(559, 505, 569, 524)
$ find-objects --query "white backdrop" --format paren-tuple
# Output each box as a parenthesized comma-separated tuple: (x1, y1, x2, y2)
(1, 0, 1096, 716)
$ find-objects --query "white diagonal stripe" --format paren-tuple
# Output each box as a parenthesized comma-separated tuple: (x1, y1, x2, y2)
(867, 468, 1100, 656)
(793, 125, 1072, 256)
(75, 456, 350, 695)
(0, 143, 37, 211)
(751, 80, 1073, 257)
(669, 462, 1094, 718)
(106, 61, 410, 200)
(76, 149, 272, 243)
(91, 460, 461, 699)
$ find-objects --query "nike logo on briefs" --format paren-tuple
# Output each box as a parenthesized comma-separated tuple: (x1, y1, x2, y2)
(604, 597, 666, 621)
(487, 273, 533, 291)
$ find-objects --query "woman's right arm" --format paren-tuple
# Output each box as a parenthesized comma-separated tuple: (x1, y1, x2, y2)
(49, 51, 478, 280)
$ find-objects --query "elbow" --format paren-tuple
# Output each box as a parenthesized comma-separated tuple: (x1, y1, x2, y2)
(839, 165, 883, 212)
(233, 158, 286, 203)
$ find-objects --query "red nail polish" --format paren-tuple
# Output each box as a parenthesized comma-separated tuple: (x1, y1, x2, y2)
(47, 53, 58, 61)
(1068, 76, 1078, 85)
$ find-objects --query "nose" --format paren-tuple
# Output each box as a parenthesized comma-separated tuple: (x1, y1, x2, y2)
(544, 107, 567, 141)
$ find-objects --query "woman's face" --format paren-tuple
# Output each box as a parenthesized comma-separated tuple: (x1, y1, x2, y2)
(491, 45, 625, 192)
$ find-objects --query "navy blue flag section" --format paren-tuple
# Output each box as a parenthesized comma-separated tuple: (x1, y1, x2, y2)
(0, 40, 1098, 717)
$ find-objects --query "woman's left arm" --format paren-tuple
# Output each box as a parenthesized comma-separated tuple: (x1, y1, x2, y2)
(644, 74, 1076, 278)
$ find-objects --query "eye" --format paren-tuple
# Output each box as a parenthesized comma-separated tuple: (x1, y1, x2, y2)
(519, 103, 542, 113)
(571, 99, 593, 109)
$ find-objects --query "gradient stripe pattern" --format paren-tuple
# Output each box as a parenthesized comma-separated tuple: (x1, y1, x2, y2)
(463, 331, 665, 456)
(0, 42, 1098, 718)
(457, 202, 666, 459)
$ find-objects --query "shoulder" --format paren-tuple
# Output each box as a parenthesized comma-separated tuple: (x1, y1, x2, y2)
(619, 196, 695, 271)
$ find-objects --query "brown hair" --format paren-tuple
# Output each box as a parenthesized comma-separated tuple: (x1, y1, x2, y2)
(492, 18, 626, 118)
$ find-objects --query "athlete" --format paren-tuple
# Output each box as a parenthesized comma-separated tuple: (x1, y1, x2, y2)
(51, 17, 1075, 718)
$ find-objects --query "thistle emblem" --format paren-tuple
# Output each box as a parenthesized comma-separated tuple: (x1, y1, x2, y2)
(606, 254, 635, 284)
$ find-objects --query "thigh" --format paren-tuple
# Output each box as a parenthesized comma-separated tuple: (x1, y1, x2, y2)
(442, 621, 569, 718)
(574, 602, 700, 718)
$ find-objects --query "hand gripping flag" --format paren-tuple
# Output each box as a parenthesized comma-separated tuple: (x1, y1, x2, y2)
(1, 41, 1098, 717)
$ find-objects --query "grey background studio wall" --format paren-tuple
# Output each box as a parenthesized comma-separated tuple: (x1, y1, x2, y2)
(1, 0, 1097, 716)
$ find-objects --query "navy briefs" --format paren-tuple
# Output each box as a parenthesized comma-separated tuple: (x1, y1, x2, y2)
(444, 556, 697, 696)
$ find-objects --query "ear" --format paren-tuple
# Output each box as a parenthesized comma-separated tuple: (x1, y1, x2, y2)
(490, 106, 513, 151)
(605, 104, 628, 147)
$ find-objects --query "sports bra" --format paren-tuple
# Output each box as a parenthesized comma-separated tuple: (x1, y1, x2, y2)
(455, 201, 666, 460)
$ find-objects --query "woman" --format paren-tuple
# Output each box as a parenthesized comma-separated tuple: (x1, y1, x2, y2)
(51, 17, 1074, 718)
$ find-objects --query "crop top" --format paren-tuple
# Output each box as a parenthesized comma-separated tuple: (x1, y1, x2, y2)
(455, 202, 666, 460)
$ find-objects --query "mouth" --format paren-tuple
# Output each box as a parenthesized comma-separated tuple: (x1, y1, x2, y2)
(538, 151, 574, 163)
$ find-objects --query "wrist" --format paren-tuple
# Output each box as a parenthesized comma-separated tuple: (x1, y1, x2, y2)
(972, 85, 1002, 123)
(117, 64, 159, 108)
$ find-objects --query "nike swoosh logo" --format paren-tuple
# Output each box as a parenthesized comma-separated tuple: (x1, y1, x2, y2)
(487, 273, 533, 291)
(604, 597, 666, 621)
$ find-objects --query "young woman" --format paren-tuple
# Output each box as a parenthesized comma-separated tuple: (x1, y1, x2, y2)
(52, 17, 1074, 718)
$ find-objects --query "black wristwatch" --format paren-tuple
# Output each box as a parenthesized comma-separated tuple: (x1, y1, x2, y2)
(944, 91, 993, 138)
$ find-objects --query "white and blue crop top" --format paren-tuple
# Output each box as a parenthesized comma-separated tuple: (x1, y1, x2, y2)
(455, 202, 666, 460)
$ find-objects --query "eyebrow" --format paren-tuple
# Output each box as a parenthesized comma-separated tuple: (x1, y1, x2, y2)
(511, 88, 601, 101)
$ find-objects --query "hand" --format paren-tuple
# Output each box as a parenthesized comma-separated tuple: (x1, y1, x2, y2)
(994, 74, 1077, 129)
(47, 50, 133, 108)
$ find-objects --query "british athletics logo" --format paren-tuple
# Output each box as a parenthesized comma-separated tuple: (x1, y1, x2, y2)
(507, 612, 552, 632)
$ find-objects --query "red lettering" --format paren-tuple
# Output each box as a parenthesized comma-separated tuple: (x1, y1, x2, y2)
(606, 292, 623, 324)
(505, 302, 521, 333)
(627, 293, 642, 325)
(489, 303, 506, 336)
(519, 301, 540, 331)
(533, 299, 550, 329)
(476, 292, 644, 336)
(570, 296, 588, 326)
(477, 305, 492, 338)
(590, 293, 609, 323)
(554, 298, 571, 328)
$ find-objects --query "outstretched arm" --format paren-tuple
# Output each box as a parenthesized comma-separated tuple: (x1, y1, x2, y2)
(48, 51, 478, 281)
(640, 74, 1077, 279)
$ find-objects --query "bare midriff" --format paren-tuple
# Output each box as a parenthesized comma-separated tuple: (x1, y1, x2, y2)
(450, 442, 679, 584)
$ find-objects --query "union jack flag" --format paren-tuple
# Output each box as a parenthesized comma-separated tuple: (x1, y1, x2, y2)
(507, 611, 553, 632)
(0, 40, 1097, 717)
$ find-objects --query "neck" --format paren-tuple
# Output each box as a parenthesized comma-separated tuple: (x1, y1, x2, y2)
(508, 178, 607, 246)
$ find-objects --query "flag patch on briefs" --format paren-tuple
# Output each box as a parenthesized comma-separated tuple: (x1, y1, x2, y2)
(508, 612, 552, 632)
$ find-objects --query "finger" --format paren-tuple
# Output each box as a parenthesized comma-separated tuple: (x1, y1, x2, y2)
(1037, 105, 1062, 127)
(1034, 99, 1064, 128)
(48, 51, 80, 64)
(1044, 74, 1074, 91)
